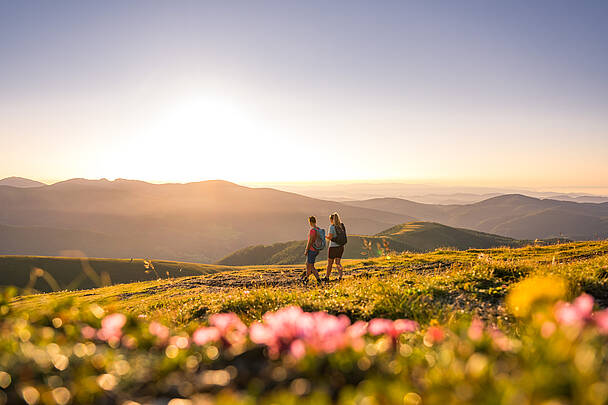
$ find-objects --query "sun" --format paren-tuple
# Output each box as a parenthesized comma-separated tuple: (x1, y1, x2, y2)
(112, 95, 293, 182)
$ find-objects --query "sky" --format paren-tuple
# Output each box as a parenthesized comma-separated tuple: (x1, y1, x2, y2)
(1, 1, 607, 190)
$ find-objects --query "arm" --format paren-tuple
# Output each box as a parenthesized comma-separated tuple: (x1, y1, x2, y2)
(326, 225, 334, 240)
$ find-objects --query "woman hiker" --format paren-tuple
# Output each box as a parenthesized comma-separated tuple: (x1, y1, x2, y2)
(324, 212, 347, 281)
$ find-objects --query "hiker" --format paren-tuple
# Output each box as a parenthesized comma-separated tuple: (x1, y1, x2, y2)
(301, 216, 325, 283)
(325, 212, 347, 281)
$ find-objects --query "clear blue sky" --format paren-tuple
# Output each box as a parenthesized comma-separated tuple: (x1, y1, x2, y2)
(1, 1, 607, 189)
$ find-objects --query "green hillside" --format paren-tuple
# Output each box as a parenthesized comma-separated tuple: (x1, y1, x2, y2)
(11, 241, 608, 327)
(6, 241, 608, 404)
(217, 221, 540, 265)
(0, 256, 235, 293)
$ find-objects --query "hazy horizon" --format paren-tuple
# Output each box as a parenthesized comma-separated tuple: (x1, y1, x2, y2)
(2, 1, 607, 188)
(3, 175, 608, 198)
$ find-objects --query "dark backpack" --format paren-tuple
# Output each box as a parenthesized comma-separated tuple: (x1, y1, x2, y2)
(332, 223, 347, 246)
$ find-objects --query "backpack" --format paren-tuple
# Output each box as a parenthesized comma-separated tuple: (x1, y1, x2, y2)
(312, 227, 326, 251)
(332, 223, 348, 246)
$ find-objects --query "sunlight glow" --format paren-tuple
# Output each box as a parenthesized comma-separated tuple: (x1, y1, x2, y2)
(113, 95, 296, 182)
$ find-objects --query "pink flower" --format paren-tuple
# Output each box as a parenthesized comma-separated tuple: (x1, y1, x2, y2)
(346, 321, 368, 350)
(467, 318, 484, 341)
(346, 321, 368, 338)
(192, 327, 221, 345)
(541, 321, 556, 338)
(149, 322, 170, 341)
(593, 309, 608, 335)
(368, 319, 393, 336)
(368, 318, 418, 339)
(555, 293, 594, 326)
(248, 306, 368, 357)
(290, 340, 306, 359)
(393, 319, 418, 335)
(574, 294, 594, 317)
(425, 326, 445, 344)
(210, 313, 247, 335)
(489, 327, 512, 351)
(81, 325, 96, 340)
(209, 313, 248, 346)
(249, 322, 274, 344)
(97, 313, 126, 342)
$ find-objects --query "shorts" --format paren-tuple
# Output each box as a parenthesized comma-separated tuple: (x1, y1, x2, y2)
(306, 249, 319, 264)
(328, 245, 344, 259)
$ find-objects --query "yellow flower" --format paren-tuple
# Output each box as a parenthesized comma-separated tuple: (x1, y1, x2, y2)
(506, 275, 566, 317)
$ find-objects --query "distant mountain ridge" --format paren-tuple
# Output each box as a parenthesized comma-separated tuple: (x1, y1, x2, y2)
(345, 194, 608, 240)
(0, 177, 45, 188)
(0, 178, 413, 262)
(1, 177, 606, 262)
(216, 221, 542, 265)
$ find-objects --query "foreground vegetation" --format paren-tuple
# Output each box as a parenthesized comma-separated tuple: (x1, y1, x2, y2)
(3, 241, 608, 404)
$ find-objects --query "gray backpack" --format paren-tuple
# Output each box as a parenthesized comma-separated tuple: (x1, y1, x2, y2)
(312, 227, 326, 250)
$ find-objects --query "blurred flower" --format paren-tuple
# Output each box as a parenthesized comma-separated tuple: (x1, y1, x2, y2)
(369, 318, 418, 339)
(541, 321, 556, 338)
(554, 293, 594, 326)
(249, 306, 373, 358)
(346, 321, 368, 350)
(192, 327, 220, 346)
(467, 318, 484, 341)
(489, 327, 512, 351)
(593, 309, 608, 335)
(209, 313, 247, 346)
(97, 313, 127, 342)
(149, 321, 170, 342)
(507, 276, 566, 317)
(81, 325, 96, 340)
(425, 326, 445, 344)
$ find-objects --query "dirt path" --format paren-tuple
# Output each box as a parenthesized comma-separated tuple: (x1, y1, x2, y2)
(133, 260, 457, 297)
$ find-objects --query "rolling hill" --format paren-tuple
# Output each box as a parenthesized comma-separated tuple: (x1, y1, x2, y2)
(345, 194, 608, 240)
(0, 255, 237, 293)
(0, 179, 413, 262)
(217, 221, 532, 265)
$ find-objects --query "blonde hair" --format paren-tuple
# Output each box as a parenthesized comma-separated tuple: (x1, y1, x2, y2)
(330, 212, 342, 227)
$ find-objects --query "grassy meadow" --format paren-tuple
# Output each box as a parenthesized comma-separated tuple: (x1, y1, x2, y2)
(3, 240, 608, 404)
(11, 241, 608, 327)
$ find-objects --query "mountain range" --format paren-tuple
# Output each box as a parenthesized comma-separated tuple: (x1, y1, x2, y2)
(344, 195, 608, 240)
(0, 177, 607, 262)
(0, 178, 411, 262)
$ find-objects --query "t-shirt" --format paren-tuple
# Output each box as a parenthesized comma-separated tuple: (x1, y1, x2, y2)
(329, 224, 340, 247)
(308, 228, 318, 251)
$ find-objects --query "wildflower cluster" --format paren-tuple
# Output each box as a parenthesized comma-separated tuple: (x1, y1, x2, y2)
(2, 283, 608, 404)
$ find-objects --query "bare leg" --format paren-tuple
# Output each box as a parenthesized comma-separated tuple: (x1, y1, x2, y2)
(304, 263, 319, 280)
(326, 258, 334, 279)
(336, 258, 343, 280)
(308, 263, 321, 282)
